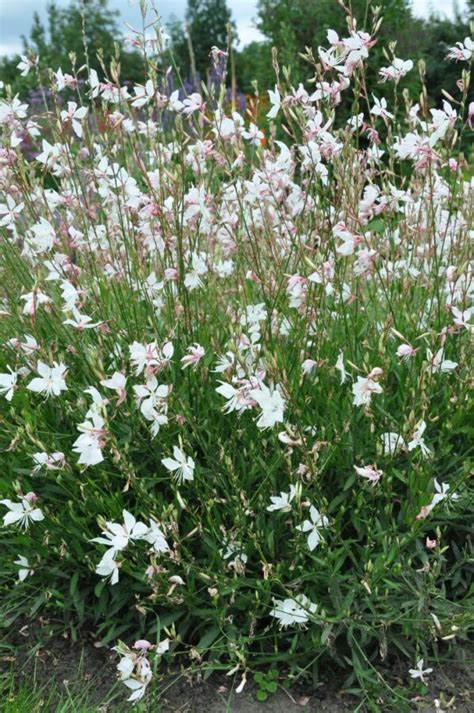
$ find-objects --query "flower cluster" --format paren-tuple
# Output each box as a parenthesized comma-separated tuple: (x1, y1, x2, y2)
(0, 13, 472, 707)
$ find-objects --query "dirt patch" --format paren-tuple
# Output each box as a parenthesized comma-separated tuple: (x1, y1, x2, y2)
(2, 621, 473, 711)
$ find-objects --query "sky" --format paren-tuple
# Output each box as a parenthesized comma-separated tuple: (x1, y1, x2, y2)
(0, 0, 468, 57)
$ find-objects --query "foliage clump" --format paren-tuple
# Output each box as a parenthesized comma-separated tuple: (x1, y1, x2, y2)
(0, 2, 473, 708)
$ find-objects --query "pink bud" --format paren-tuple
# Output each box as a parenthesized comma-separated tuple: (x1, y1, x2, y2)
(133, 639, 153, 651)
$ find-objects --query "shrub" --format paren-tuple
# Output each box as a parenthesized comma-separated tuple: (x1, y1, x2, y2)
(0, 9, 473, 708)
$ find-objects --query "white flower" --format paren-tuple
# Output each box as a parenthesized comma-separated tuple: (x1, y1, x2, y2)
(447, 37, 473, 62)
(63, 312, 101, 330)
(216, 381, 254, 414)
(416, 479, 459, 520)
(91, 510, 148, 552)
(379, 57, 413, 82)
(162, 446, 195, 483)
(72, 412, 106, 466)
(267, 485, 298, 512)
(129, 341, 173, 375)
(270, 594, 317, 627)
(396, 343, 417, 362)
(267, 86, 281, 119)
(0, 366, 17, 401)
(131, 79, 155, 108)
(182, 92, 204, 115)
(354, 464, 383, 487)
(95, 549, 120, 585)
(133, 378, 169, 437)
(380, 432, 405, 455)
(168, 90, 184, 112)
(427, 348, 458, 374)
(407, 420, 432, 458)
(60, 101, 88, 138)
(14, 555, 33, 581)
(17, 55, 35, 76)
(113, 639, 166, 704)
(335, 351, 347, 384)
(409, 659, 433, 683)
(352, 374, 383, 406)
(249, 384, 286, 428)
(144, 520, 170, 554)
(1, 495, 44, 529)
(370, 95, 394, 120)
(32, 451, 65, 473)
(184, 252, 208, 290)
(180, 343, 205, 370)
(100, 371, 127, 396)
(27, 361, 68, 398)
(296, 505, 329, 550)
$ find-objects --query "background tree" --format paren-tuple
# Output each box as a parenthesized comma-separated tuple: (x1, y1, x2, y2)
(168, 0, 237, 83)
(0, 0, 143, 95)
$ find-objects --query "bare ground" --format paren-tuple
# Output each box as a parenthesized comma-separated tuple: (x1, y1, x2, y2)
(2, 621, 473, 712)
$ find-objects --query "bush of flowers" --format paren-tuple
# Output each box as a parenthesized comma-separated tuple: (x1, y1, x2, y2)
(0, 7, 473, 708)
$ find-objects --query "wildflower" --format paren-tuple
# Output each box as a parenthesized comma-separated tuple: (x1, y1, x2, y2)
(397, 343, 417, 361)
(379, 57, 413, 82)
(302, 359, 317, 375)
(0, 366, 17, 401)
(131, 79, 155, 108)
(267, 86, 281, 119)
(72, 412, 106, 466)
(63, 308, 102, 330)
(168, 90, 184, 112)
(451, 306, 472, 330)
(335, 351, 347, 384)
(27, 361, 68, 398)
(184, 252, 208, 290)
(32, 451, 65, 473)
(133, 378, 169, 436)
(182, 93, 204, 116)
(129, 341, 173, 375)
(162, 446, 195, 484)
(370, 95, 394, 122)
(0, 195, 24, 227)
(14, 555, 33, 581)
(354, 464, 383, 487)
(249, 384, 286, 429)
(409, 659, 433, 683)
(270, 594, 317, 627)
(144, 520, 170, 554)
(296, 505, 329, 550)
(60, 102, 88, 138)
(17, 54, 36, 76)
(380, 432, 405, 455)
(352, 370, 383, 407)
(91, 510, 148, 552)
(95, 549, 120, 585)
(1, 493, 44, 529)
(21, 290, 51, 316)
(427, 348, 458, 374)
(446, 37, 473, 62)
(114, 638, 168, 703)
(425, 537, 437, 550)
(100, 372, 127, 401)
(267, 485, 298, 512)
(216, 381, 254, 414)
(416, 479, 459, 520)
(181, 344, 205, 370)
(407, 420, 432, 458)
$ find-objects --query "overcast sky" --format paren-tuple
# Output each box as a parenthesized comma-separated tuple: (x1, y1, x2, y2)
(0, 0, 467, 57)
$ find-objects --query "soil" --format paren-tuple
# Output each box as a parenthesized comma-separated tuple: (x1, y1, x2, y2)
(1, 621, 473, 712)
